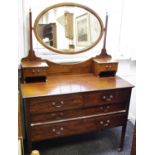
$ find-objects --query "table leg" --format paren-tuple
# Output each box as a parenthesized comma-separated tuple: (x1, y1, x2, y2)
(118, 124, 127, 152)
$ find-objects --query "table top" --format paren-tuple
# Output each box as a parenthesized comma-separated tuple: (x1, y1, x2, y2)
(21, 61, 48, 68)
(20, 74, 134, 98)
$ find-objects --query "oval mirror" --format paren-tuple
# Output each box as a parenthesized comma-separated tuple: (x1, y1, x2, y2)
(34, 2, 104, 54)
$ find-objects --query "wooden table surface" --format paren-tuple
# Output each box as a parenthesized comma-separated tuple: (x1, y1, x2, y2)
(20, 74, 133, 98)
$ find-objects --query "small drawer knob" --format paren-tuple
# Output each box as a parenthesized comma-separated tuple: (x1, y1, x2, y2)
(52, 102, 56, 105)
(60, 101, 64, 104)
(37, 69, 40, 72)
(32, 69, 35, 73)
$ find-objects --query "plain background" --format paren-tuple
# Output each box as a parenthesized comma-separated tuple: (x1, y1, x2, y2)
(0, 0, 155, 155)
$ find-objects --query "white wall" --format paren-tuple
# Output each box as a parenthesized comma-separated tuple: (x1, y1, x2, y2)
(117, 59, 136, 122)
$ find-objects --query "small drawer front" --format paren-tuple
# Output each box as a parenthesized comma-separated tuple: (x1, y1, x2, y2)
(28, 94, 83, 114)
(31, 113, 126, 141)
(30, 103, 126, 123)
(99, 63, 118, 72)
(23, 67, 47, 77)
(94, 62, 118, 76)
(84, 89, 131, 107)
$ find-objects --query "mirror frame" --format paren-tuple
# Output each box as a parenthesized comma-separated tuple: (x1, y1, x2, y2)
(34, 2, 104, 54)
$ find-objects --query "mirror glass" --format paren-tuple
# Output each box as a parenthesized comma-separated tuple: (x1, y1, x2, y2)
(34, 3, 104, 54)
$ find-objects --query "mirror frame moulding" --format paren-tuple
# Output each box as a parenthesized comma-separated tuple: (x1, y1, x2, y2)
(33, 2, 104, 55)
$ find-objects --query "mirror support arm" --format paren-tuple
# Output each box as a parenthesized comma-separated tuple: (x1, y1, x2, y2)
(96, 13, 111, 58)
(22, 9, 41, 62)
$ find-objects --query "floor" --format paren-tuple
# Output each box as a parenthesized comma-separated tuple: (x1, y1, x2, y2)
(25, 121, 134, 155)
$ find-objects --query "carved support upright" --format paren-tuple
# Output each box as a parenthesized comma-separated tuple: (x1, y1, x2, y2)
(22, 9, 41, 62)
(96, 13, 111, 58)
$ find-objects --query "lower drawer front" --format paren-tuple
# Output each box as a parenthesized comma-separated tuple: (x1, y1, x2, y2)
(30, 103, 126, 123)
(31, 113, 126, 141)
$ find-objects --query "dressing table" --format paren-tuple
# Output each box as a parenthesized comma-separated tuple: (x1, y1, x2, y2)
(19, 2, 134, 153)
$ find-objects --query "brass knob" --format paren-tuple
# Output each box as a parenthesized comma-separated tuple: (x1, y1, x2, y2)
(31, 150, 40, 155)
(102, 96, 106, 100)
(56, 131, 61, 135)
(60, 127, 64, 131)
(32, 69, 35, 73)
(107, 120, 110, 123)
(52, 102, 56, 105)
(52, 128, 56, 132)
(109, 95, 113, 99)
(60, 101, 64, 104)
(37, 69, 40, 72)
(100, 121, 104, 125)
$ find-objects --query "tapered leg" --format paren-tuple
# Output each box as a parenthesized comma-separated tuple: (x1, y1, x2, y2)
(118, 124, 127, 152)
(27, 140, 32, 154)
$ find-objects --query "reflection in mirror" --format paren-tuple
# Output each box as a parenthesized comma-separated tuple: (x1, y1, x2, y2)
(34, 3, 104, 54)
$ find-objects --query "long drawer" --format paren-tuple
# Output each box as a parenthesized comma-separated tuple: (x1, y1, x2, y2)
(30, 103, 126, 123)
(84, 88, 131, 107)
(30, 113, 126, 141)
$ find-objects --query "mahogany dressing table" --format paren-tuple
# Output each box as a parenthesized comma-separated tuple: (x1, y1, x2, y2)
(19, 3, 134, 153)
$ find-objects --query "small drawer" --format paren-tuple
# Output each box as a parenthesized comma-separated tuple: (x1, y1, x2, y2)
(30, 113, 126, 141)
(84, 89, 131, 107)
(93, 61, 118, 76)
(99, 63, 118, 72)
(23, 67, 47, 78)
(28, 94, 83, 114)
(30, 103, 126, 123)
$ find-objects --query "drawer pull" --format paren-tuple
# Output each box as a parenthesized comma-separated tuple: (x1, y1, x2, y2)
(60, 101, 64, 104)
(102, 96, 106, 100)
(52, 102, 56, 105)
(37, 69, 40, 72)
(100, 121, 104, 125)
(32, 69, 35, 73)
(52, 128, 56, 132)
(104, 123, 109, 127)
(102, 95, 114, 101)
(106, 120, 110, 123)
(56, 131, 61, 135)
(56, 105, 62, 108)
(60, 127, 64, 131)
(105, 65, 112, 71)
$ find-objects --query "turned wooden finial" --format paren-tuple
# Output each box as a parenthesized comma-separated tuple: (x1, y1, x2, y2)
(30, 150, 40, 155)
